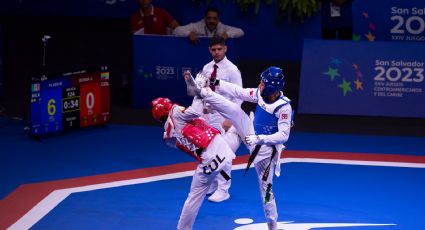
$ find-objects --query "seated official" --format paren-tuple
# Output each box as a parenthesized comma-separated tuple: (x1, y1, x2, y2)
(173, 6, 244, 44)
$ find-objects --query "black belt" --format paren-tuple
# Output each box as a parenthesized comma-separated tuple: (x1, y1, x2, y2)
(244, 144, 277, 182)
(195, 148, 203, 157)
(262, 146, 277, 181)
(244, 144, 261, 176)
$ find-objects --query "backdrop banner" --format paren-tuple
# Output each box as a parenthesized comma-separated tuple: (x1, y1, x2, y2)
(298, 39, 425, 118)
(353, 0, 425, 42)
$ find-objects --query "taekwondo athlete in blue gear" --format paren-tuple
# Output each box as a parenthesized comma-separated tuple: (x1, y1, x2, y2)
(184, 66, 293, 230)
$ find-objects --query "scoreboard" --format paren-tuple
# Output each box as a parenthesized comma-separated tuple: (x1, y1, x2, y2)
(30, 66, 110, 136)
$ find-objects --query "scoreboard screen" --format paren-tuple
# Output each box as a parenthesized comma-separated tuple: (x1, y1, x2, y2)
(30, 66, 110, 136)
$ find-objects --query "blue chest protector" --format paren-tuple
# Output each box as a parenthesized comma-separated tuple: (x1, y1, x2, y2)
(253, 92, 290, 135)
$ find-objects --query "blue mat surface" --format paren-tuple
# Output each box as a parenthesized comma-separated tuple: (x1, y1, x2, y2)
(2, 121, 425, 229)
(32, 164, 425, 230)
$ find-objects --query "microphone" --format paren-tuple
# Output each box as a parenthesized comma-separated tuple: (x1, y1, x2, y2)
(42, 35, 51, 42)
(41, 35, 51, 70)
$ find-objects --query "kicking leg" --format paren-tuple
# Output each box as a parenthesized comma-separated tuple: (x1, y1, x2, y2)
(184, 70, 253, 141)
(201, 88, 254, 139)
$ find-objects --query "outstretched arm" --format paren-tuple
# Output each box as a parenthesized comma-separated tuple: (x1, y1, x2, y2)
(216, 80, 258, 104)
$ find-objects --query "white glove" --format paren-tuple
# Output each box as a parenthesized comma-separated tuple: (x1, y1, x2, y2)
(195, 71, 209, 88)
(244, 134, 264, 146)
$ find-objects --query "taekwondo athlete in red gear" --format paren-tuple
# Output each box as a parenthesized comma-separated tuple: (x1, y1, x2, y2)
(151, 97, 235, 230)
(185, 67, 293, 230)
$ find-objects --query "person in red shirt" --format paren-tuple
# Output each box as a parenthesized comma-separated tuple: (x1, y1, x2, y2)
(130, 0, 179, 35)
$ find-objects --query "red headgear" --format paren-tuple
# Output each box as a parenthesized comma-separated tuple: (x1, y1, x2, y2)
(151, 97, 173, 122)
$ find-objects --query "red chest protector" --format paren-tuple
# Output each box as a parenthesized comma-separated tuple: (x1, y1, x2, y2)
(181, 118, 219, 149)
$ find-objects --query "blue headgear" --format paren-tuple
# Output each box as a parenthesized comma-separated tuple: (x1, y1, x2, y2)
(260, 66, 285, 97)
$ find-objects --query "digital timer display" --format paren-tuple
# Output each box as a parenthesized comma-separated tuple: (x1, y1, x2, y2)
(30, 66, 110, 136)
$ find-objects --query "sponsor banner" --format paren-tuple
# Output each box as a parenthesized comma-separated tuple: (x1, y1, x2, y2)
(298, 39, 425, 118)
(132, 35, 236, 108)
(353, 0, 425, 42)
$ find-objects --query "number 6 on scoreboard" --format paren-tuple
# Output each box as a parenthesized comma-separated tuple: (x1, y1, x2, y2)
(47, 99, 56, 115)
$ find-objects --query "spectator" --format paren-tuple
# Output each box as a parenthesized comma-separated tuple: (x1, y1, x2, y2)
(173, 6, 244, 44)
(130, 0, 179, 35)
(321, 0, 353, 40)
